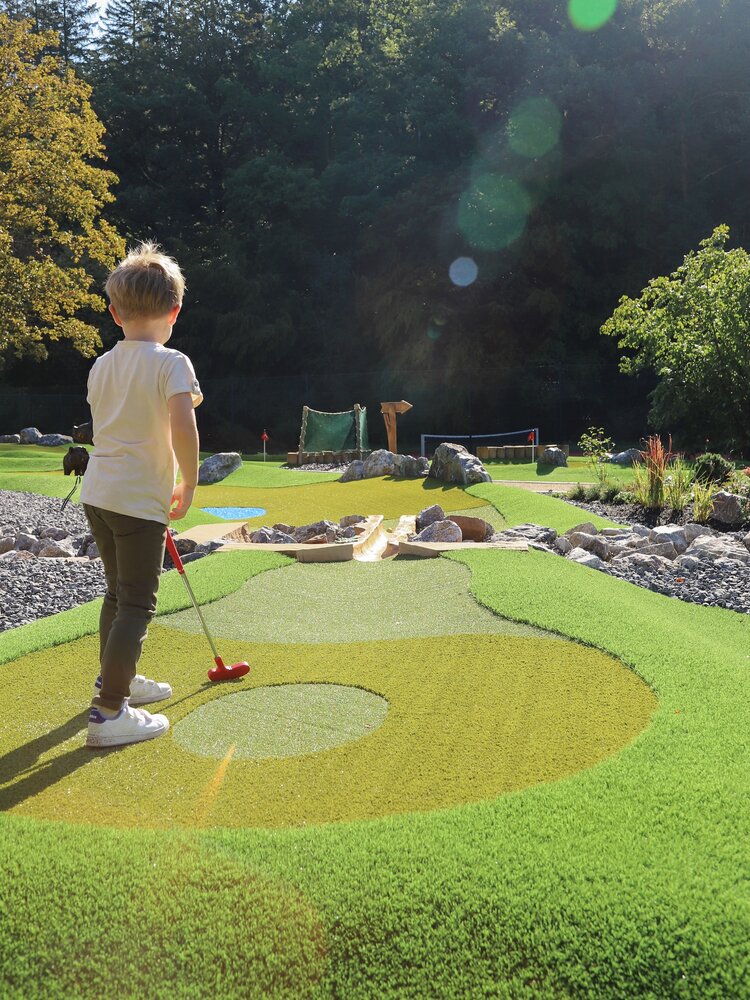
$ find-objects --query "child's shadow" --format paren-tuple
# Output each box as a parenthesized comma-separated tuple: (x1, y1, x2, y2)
(0, 684, 213, 813)
(0, 712, 97, 812)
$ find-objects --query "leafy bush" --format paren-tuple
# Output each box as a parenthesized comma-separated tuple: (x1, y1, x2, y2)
(568, 482, 587, 501)
(613, 491, 632, 505)
(600, 482, 621, 503)
(693, 452, 733, 485)
(584, 485, 601, 502)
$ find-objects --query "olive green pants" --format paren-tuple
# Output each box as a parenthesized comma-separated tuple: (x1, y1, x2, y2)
(84, 504, 167, 711)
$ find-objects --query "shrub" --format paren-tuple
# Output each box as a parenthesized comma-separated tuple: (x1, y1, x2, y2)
(613, 490, 632, 505)
(568, 482, 587, 501)
(664, 458, 694, 513)
(600, 482, 621, 503)
(632, 462, 650, 507)
(692, 481, 715, 523)
(693, 452, 733, 485)
(584, 485, 601, 502)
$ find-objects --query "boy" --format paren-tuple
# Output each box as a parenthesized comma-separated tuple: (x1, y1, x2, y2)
(80, 241, 203, 748)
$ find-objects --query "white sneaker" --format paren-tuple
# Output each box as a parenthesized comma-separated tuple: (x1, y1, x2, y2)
(93, 674, 172, 706)
(86, 704, 170, 748)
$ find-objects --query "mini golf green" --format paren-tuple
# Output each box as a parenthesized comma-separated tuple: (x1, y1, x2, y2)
(0, 623, 656, 829)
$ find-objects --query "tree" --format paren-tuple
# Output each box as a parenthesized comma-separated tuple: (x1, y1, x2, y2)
(0, 15, 124, 370)
(0, 0, 98, 64)
(601, 225, 750, 451)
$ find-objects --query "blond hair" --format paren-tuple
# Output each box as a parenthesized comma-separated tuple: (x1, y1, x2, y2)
(105, 241, 185, 320)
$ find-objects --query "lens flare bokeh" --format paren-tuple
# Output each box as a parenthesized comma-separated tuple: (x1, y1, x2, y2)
(449, 257, 478, 287)
(568, 0, 618, 31)
(457, 175, 530, 251)
(507, 97, 562, 158)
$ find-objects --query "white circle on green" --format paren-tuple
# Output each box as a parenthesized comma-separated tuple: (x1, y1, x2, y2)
(173, 684, 389, 760)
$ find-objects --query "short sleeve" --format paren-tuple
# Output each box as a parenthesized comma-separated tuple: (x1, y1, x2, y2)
(162, 352, 203, 407)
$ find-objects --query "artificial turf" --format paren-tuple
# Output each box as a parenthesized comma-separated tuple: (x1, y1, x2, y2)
(1, 469, 748, 998)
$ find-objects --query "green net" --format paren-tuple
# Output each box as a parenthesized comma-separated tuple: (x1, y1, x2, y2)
(300, 406, 368, 453)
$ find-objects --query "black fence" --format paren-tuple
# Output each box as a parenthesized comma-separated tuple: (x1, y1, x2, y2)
(0, 364, 653, 454)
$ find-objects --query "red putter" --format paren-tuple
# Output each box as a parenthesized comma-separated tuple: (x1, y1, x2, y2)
(164, 531, 250, 682)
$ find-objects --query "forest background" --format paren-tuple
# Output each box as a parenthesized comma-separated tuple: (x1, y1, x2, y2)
(0, 0, 748, 452)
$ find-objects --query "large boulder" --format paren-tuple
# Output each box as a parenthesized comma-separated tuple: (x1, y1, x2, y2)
(428, 442, 491, 485)
(0, 434, 20, 444)
(649, 525, 688, 554)
(19, 427, 43, 444)
(392, 453, 429, 478)
(688, 534, 750, 565)
(538, 447, 567, 468)
(37, 433, 73, 447)
(605, 448, 641, 465)
(250, 527, 297, 544)
(362, 449, 396, 477)
(198, 452, 242, 485)
(412, 519, 463, 543)
(292, 520, 338, 543)
(340, 460, 365, 482)
(710, 490, 745, 525)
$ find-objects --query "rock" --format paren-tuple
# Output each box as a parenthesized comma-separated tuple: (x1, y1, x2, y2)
(86, 541, 100, 559)
(340, 460, 365, 482)
(416, 504, 446, 532)
(198, 452, 242, 485)
(567, 547, 606, 570)
(363, 449, 396, 477)
(37, 433, 73, 447)
(19, 427, 43, 444)
(413, 518, 463, 543)
(684, 523, 713, 544)
(339, 526, 357, 538)
(174, 537, 197, 556)
(292, 520, 337, 543)
(638, 541, 678, 561)
(14, 532, 37, 551)
(250, 527, 296, 544)
(0, 549, 36, 561)
(616, 551, 670, 572)
(428, 442, 491, 486)
(306, 534, 328, 544)
(600, 528, 631, 537)
(743, 531, 750, 554)
(272, 522, 295, 534)
(0, 536, 15, 554)
(565, 522, 599, 537)
(39, 526, 70, 541)
(447, 515, 494, 542)
(689, 535, 750, 565)
(605, 448, 641, 465)
(38, 542, 76, 558)
(649, 526, 688, 554)
(568, 531, 598, 551)
(339, 515, 366, 528)
(631, 524, 652, 537)
(538, 447, 567, 467)
(392, 454, 429, 478)
(710, 490, 744, 525)
(555, 536, 572, 555)
(0, 434, 20, 444)
(675, 554, 702, 572)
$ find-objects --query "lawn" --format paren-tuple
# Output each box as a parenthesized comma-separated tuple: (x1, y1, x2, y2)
(0, 449, 747, 998)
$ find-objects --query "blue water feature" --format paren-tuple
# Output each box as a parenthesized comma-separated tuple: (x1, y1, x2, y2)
(201, 506, 267, 520)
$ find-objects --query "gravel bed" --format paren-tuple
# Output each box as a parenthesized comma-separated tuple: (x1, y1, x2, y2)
(553, 496, 750, 614)
(0, 489, 106, 631)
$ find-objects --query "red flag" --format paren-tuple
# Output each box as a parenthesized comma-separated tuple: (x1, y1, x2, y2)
(261, 430, 269, 442)
(527, 431, 535, 443)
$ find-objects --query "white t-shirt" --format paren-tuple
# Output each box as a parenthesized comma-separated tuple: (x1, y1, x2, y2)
(80, 340, 203, 524)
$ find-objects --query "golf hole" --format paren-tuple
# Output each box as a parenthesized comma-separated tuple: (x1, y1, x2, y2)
(173, 683, 389, 760)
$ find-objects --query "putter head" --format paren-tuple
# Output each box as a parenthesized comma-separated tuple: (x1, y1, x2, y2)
(208, 656, 250, 682)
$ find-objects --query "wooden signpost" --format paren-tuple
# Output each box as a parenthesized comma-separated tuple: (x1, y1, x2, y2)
(380, 400, 413, 454)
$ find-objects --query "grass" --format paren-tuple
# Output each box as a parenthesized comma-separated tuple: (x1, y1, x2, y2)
(0, 457, 748, 997)
(484, 456, 637, 484)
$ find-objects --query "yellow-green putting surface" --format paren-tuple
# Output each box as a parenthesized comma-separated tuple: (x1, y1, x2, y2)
(161, 559, 549, 644)
(0, 625, 657, 829)
(173, 683, 389, 759)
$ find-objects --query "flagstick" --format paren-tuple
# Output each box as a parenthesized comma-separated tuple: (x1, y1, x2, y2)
(263, 439, 266, 462)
